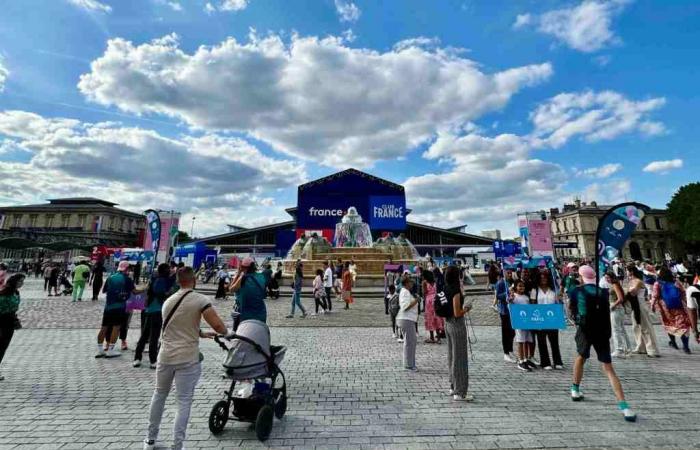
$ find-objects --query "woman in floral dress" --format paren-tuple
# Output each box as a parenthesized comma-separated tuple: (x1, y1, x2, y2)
(651, 266, 692, 354)
(422, 270, 444, 344)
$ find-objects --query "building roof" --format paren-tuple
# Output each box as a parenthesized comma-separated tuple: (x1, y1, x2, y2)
(0, 197, 144, 219)
(297, 168, 404, 193)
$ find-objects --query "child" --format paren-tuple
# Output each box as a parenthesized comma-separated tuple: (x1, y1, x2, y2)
(512, 280, 536, 372)
(312, 269, 327, 316)
(386, 284, 402, 340)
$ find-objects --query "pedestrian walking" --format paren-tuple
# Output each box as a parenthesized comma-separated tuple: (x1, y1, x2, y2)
(443, 265, 473, 401)
(0, 274, 25, 381)
(397, 274, 419, 371)
(311, 269, 327, 316)
(47, 264, 59, 296)
(422, 270, 443, 344)
(91, 261, 106, 301)
(569, 265, 637, 422)
(385, 284, 402, 340)
(142, 267, 228, 450)
(626, 264, 659, 357)
(95, 261, 142, 358)
(214, 266, 228, 300)
(43, 264, 51, 291)
(601, 272, 632, 358)
(342, 262, 354, 309)
(323, 261, 333, 312)
(532, 271, 563, 370)
(495, 269, 516, 363)
(286, 263, 307, 318)
(228, 257, 269, 330)
(72, 261, 91, 302)
(651, 266, 693, 354)
(134, 263, 174, 369)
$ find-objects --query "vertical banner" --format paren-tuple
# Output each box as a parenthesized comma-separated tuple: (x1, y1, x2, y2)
(144, 209, 162, 260)
(595, 202, 649, 284)
(528, 219, 554, 258)
(517, 216, 530, 257)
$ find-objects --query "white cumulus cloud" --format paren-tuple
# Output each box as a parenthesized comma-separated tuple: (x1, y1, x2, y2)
(335, 0, 361, 23)
(530, 90, 665, 148)
(0, 110, 307, 235)
(0, 59, 7, 92)
(78, 33, 552, 167)
(66, 0, 112, 13)
(514, 0, 631, 53)
(220, 0, 248, 11)
(576, 163, 622, 178)
(642, 159, 683, 173)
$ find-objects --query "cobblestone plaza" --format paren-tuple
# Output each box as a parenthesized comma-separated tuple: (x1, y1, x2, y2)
(1, 278, 700, 450)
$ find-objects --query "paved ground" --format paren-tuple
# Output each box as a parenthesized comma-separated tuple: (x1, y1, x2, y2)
(1, 278, 699, 450)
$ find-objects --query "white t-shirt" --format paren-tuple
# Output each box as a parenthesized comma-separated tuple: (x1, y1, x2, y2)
(396, 287, 418, 322)
(323, 267, 333, 288)
(512, 293, 530, 305)
(532, 287, 557, 305)
(686, 285, 700, 310)
(158, 289, 212, 365)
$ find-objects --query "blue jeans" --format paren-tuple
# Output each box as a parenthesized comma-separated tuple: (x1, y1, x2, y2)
(291, 290, 305, 315)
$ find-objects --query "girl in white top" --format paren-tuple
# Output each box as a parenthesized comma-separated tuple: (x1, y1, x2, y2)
(311, 269, 327, 316)
(531, 270, 563, 370)
(511, 280, 535, 372)
(396, 275, 419, 371)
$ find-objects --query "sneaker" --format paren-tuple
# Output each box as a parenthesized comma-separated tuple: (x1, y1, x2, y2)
(452, 394, 474, 402)
(397, 338, 404, 343)
(490, 305, 499, 312)
(0, 373, 4, 381)
(405, 366, 418, 372)
(668, 340, 679, 350)
(132, 360, 141, 368)
(612, 351, 626, 358)
(517, 361, 532, 372)
(285, 315, 294, 318)
(525, 360, 539, 370)
(622, 408, 637, 422)
(143, 439, 157, 450)
(448, 388, 455, 396)
(647, 354, 661, 358)
(683, 348, 692, 354)
(554, 364, 564, 370)
(301, 313, 307, 318)
(530, 357, 541, 366)
(149, 363, 157, 370)
(310, 312, 317, 316)
(320, 310, 325, 315)
(571, 389, 584, 402)
(542, 365, 553, 371)
(95, 348, 106, 358)
(507, 352, 517, 362)
(392, 333, 397, 339)
(105, 348, 122, 358)
(503, 353, 517, 363)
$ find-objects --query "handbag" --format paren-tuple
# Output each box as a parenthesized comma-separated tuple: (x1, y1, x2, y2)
(126, 293, 145, 312)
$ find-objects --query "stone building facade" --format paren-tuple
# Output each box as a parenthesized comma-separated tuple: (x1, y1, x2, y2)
(0, 197, 145, 259)
(549, 200, 682, 262)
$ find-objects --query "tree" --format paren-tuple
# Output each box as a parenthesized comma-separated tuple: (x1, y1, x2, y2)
(176, 230, 193, 243)
(667, 182, 700, 248)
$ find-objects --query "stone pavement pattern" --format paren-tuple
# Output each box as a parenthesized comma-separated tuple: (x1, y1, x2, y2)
(1, 279, 699, 450)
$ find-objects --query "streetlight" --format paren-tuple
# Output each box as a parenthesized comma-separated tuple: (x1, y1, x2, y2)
(190, 216, 196, 237)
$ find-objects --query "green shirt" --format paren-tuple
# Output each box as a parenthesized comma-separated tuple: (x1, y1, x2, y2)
(0, 293, 20, 315)
(73, 264, 90, 284)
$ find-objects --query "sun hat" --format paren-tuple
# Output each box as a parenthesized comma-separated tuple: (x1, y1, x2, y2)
(579, 265, 596, 284)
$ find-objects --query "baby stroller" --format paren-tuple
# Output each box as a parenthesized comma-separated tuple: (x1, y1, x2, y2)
(210, 320, 287, 442)
(59, 273, 73, 296)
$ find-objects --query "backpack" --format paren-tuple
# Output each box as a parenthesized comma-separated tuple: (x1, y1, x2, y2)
(434, 289, 453, 318)
(660, 281, 683, 309)
(571, 286, 611, 338)
(388, 293, 400, 316)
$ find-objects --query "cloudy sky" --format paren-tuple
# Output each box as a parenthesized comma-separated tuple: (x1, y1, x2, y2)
(0, 0, 697, 238)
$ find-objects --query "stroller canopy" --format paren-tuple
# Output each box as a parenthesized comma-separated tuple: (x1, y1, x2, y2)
(223, 320, 276, 379)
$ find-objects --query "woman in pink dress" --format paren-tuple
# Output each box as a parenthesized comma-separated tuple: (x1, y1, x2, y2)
(422, 270, 444, 344)
(651, 266, 692, 354)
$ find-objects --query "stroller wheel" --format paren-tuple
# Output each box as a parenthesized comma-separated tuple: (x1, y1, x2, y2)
(274, 391, 287, 419)
(255, 405, 274, 442)
(208, 400, 229, 434)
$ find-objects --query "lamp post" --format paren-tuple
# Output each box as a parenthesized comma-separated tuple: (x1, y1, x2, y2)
(190, 216, 196, 237)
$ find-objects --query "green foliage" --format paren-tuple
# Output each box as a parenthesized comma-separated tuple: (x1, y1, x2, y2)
(667, 182, 700, 244)
(176, 230, 193, 243)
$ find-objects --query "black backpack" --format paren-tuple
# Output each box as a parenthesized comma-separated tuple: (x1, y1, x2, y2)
(435, 289, 453, 318)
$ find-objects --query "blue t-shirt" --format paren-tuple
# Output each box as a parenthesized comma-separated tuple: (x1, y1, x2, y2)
(103, 272, 135, 312)
(495, 279, 512, 315)
(236, 272, 270, 323)
(145, 276, 174, 314)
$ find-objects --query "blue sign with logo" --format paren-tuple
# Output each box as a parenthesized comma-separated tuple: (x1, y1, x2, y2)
(508, 304, 566, 330)
(368, 195, 406, 230)
(297, 195, 368, 229)
(493, 240, 522, 258)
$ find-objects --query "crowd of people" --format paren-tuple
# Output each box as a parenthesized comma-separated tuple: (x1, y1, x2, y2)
(1, 251, 700, 447)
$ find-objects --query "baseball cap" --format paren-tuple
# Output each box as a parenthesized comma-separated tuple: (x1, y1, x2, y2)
(240, 257, 255, 268)
(118, 261, 130, 272)
(579, 265, 596, 284)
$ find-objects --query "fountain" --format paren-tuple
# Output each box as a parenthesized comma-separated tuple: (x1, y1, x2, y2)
(283, 206, 420, 284)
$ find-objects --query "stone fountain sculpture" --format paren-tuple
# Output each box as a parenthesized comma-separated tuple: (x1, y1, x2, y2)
(334, 207, 373, 248)
(301, 232, 333, 258)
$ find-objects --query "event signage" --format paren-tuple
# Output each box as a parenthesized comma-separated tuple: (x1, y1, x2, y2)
(144, 209, 161, 252)
(509, 304, 566, 330)
(493, 240, 522, 258)
(594, 202, 649, 282)
(297, 195, 407, 230)
(528, 219, 554, 258)
(517, 216, 530, 257)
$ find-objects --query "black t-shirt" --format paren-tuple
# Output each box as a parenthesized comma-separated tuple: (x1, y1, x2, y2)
(443, 284, 463, 318)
